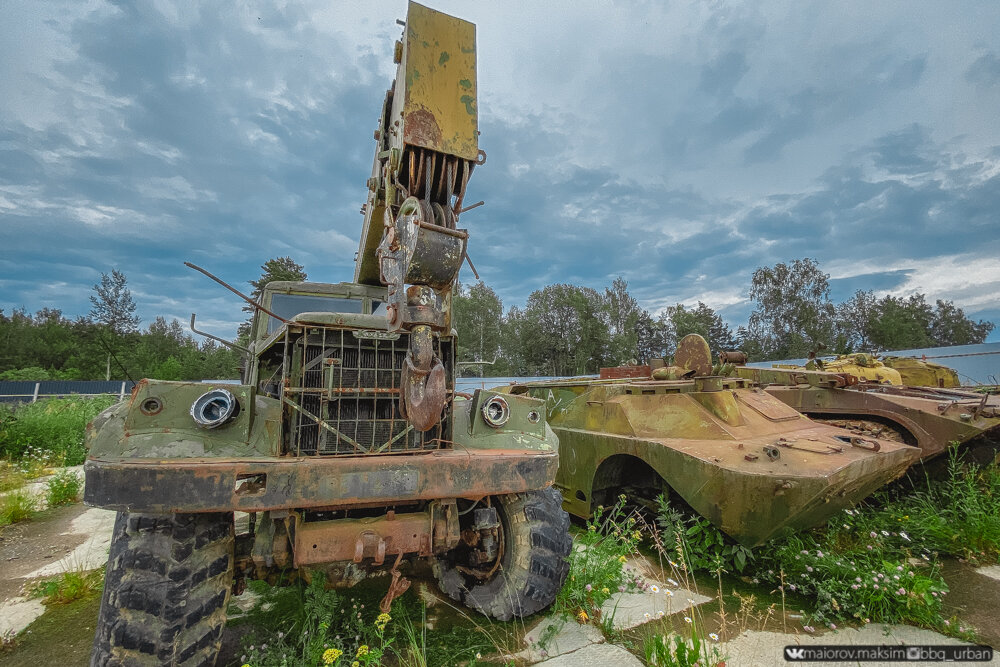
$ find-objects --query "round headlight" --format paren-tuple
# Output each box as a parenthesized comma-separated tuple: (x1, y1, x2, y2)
(190, 389, 238, 429)
(481, 395, 510, 428)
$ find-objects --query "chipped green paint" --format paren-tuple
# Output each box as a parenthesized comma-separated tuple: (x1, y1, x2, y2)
(459, 78, 472, 89)
(439, 51, 450, 65)
(507, 371, 921, 547)
(459, 94, 476, 115)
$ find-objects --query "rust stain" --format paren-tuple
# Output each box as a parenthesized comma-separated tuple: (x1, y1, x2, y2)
(404, 107, 443, 149)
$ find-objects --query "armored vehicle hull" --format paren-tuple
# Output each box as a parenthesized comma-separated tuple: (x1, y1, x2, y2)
(507, 375, 919, 547)
(735, 367, 1000, 461)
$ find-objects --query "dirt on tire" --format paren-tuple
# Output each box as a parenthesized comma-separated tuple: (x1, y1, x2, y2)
(90, 512, 234, 667)
(433, 487, 571, 621)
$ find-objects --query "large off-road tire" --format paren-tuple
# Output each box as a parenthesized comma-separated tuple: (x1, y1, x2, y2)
(433, 487, 571, 620)
(90, 512, 235, 667)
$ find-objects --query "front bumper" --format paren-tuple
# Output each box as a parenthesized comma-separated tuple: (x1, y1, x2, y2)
(84, 449, 559, 513)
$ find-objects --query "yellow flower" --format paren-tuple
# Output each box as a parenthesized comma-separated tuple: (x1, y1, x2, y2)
(618, 555, 627, 563)
(322, 647, 343, 665)
(632, 530, 642, 540)
(376, 612, 391, 624)
(356, 645, 369, 657)
(352, 663, 360, 667)
(576, 609, 589, 623)
(601, 587, 610, 595)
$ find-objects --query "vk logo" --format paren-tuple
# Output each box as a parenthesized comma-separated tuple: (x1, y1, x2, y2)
(785, 647, 806, 660)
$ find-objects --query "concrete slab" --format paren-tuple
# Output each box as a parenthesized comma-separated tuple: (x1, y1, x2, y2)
(601, 583, 712, 630)
(976, 565, 1000, 582)
(719, 624, 999, 666)
(533, 642, 643, 666)
(0, 596, 46, 640)
(25, 507, 115, 577)
(515, 616, 604, 663)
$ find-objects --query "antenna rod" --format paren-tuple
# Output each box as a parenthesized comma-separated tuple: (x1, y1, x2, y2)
(184, 261, 289, 324)
(190, 313, 250, 354)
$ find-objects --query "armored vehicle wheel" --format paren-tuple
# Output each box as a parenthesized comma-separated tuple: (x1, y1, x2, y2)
(91, 512, 234, 667)
(433, 487, 571, 620)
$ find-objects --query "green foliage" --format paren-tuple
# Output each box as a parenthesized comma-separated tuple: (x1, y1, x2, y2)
(644, 630, 724, 667)
(239, 256, 308, 339)
(453, 281, 504, 376)
(0, 396, 117, 464)
(0, 308, 241, 381)
(45, 468, 82, 507)
(666, 302, 737, 353)
(89, 269, 140, 334)
(27, 570, 102, 604)
(746, 264, 994, 360)
(890, 448, 1000, 562)
(555, 495, 643, 619)
(239, 575, 395, 667)
(655, 451, 998, 637)
(0, 463, 27, 492)
(509, 283, 611, 376)
(747, 258, 836, 360)
(0, 488, 38, 526)
(656, 497, 754, 574)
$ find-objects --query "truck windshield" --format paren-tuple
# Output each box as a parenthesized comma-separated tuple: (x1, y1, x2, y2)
(267, 293, 362, 333)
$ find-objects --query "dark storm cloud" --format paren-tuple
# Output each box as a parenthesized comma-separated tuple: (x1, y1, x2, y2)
(1, 1, 998, 342)
(966, 52, 1000, 87)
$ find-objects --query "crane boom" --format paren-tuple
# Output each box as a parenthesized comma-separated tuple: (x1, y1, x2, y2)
(353, 2, 485, 431)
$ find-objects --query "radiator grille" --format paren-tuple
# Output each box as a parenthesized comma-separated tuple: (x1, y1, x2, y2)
(283, 327, 452, 455)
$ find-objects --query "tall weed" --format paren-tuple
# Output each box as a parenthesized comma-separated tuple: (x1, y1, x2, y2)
(0, 488, 38, 526)
(555, 495, 644, 620)
(0, 396, 117, 465)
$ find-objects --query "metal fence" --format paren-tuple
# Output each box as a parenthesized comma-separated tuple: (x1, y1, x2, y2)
(0, 380, 136, 404)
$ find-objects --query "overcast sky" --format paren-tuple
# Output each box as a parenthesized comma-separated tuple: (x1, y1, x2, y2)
(2, 1, 999, 343)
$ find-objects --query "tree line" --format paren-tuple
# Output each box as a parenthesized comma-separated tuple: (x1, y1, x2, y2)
(454, 258, 994, 376)
(0, 257, 992, 381)
(0, 269, 240, 382)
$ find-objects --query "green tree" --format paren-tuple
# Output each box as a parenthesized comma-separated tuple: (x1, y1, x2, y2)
(513, 284, 610, 376)
(868, 294, 934, 351)
(666, 302, 736, 354)
(747, 258, 836, 360)
(636, 311, 673, 363)
(89, 269, 140, 334)
(603, 277, 641, 365)
(930, 299, 994, 346)
(89, 269, 140, 380)
(239, 256, 307, 338)
(835, 290, 878, 352)
(453, 281, 504, 376)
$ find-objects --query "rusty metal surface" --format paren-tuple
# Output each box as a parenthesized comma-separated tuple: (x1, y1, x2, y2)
(764, 383, 1000, 460)
(84, 448, 558, 513)
(674, 334, 713, 376)
(513, 363, 919, 546)
(293, 510, 437, 566)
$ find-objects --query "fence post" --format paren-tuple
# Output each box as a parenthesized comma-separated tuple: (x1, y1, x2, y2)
(119, 381, 126, 401)
(32, 382, 40, 403)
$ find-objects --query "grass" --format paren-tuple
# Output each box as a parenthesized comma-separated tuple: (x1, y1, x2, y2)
(232, 575, 523, 667)
(0, 488, 38, 527)
(554, 495, 644, 622)
(27, 569, 103, 605)
(0, 462, 27, 492)
(0, 396, 118, 466)
(653, 444, 999, 640)
(45, 468, 82, 507)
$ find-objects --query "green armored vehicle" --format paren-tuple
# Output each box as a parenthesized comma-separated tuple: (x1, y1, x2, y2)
(84, 5, 570, 665)
(505, 335, 920, 547)
(735, 364, 1000, 462)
